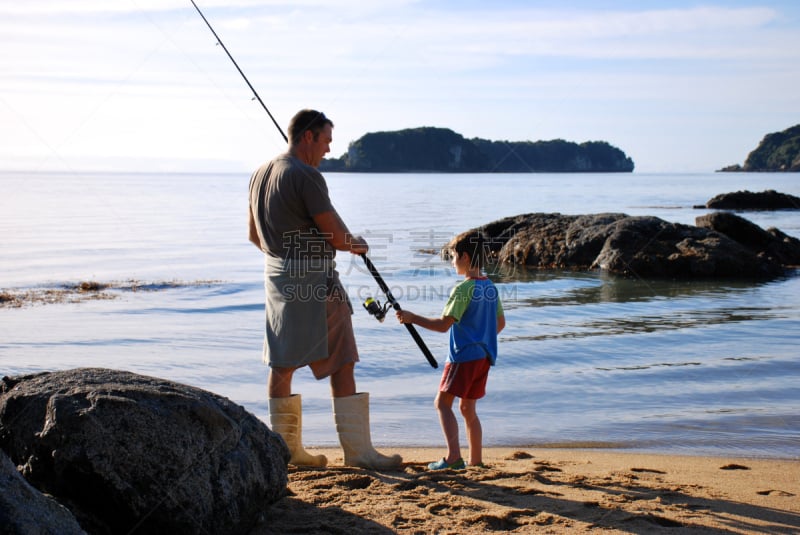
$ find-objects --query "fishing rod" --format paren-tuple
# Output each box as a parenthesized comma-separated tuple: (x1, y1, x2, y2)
(361, 254, 438, 368)
(190, 1, 438, 368)
(189, 0, 287, 142)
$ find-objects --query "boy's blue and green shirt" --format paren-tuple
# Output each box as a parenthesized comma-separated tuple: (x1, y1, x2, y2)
(441, 277, 504, 365)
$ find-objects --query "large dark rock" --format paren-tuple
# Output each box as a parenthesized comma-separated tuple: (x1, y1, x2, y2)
(0, 368, 289, 535)
(697, 189, 800, 210)
(592, 216, 776, 278)
(477, 212, 792, 278)
(696, 212, 800, 267)
(484, 213, 628, 269)
(1, 449, 87, 535)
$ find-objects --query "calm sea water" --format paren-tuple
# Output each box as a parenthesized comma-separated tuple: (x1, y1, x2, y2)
(1, 170, 799, 459)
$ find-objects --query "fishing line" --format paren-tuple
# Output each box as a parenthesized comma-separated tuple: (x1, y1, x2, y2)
(189, 0, 437, 368)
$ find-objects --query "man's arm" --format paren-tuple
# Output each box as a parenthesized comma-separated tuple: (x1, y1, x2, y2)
(248, 206, 262, 249)
(312, 210, 368, 254)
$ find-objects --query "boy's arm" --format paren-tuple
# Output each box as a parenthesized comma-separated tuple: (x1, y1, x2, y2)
(396, 310, 455, 333)
(497, 314, 506, 334)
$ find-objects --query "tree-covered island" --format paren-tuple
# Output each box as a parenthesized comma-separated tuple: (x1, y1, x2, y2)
(320, 127, 634, 173)
(719, 124, 800, 172)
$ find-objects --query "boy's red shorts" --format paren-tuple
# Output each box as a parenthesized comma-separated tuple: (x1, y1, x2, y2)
(439, 357, 491, 400)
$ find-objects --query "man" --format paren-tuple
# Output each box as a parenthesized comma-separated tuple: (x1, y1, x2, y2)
(248, 109, 401, 469)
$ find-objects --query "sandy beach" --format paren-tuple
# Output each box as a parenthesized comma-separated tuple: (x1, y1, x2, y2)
(253, 447, 799, 534)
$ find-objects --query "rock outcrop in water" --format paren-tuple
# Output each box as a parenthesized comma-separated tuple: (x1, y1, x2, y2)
(0, 368, 289, 535)
(471, 212, 800, 278)
(696, 212, 800, 267)
(694, 189, 800, 210)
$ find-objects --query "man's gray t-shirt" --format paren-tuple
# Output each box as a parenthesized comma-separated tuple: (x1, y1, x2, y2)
(249, 153, 336, 261)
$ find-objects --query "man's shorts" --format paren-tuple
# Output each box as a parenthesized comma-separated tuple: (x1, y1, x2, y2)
(308, 285, 359, 380)
(438, 357, 491, 399)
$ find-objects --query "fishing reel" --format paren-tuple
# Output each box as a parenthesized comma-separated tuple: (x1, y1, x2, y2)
(363, 296, 391, 323)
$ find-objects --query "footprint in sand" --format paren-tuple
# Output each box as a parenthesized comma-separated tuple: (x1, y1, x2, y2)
(756, 489, 795, 496)
(533, 462, 562, 473)
(631, 467, 666, 474)
(719, 464, 750, 470)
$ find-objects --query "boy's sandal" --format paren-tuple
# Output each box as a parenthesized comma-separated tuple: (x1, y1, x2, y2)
(427, 457, 466, 470)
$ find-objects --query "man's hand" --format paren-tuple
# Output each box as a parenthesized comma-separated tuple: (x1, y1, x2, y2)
(349, 235, 369, 255)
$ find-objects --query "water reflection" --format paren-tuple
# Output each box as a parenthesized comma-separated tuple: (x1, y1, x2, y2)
(492, 264, 775, 306)
(491, 265, 793, 341)
(502, 306, 780, 342)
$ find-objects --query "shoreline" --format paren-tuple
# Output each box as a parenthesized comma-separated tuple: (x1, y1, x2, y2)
(286, 441, 800, 462)
(253, 447, 800, 534)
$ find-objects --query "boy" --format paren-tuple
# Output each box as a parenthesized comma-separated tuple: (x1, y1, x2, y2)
(396, 230, 505, 469)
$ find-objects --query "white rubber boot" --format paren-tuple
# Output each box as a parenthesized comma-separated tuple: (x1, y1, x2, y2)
(333, 393, 403, 470)
(269, 394, 327, 467)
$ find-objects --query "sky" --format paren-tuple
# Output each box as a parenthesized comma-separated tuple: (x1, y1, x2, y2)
(1, 0, 799, 174)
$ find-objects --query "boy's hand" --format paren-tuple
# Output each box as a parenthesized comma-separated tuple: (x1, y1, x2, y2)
(396, 310, 414, 324)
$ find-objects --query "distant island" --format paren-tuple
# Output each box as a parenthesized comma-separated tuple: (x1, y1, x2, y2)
(320, 127, 634, 173)
(719, 124, 800, 172)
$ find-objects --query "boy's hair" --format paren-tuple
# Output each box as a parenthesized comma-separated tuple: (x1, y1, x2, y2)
(447, 230, 487, 270)
(288, 109, 333, 145)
